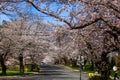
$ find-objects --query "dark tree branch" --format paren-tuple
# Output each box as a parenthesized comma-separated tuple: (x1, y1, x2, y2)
(107, 1, 120, 14)
(103, 1, 120, 19)
(104, 30, 120, 52)
(101, 17, 120, 35)
(71, 17, 101, 29)
(27, 1, 72, 28)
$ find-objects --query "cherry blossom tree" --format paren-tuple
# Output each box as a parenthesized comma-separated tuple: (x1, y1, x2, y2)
(0, 0, 119, 79)
(0, 13, 51, 74)
(0, 21, 16, 75)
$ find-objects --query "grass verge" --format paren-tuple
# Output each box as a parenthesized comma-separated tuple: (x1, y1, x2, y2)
(64, 64, 120, 77)
(0, 71, 38, 77)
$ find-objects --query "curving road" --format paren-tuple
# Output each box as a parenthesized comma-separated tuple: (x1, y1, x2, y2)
(0, 65, 89, 80)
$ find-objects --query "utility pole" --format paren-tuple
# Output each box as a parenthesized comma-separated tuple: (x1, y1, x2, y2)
(77, 29, 82, 80)
(79, 55, 82, 80)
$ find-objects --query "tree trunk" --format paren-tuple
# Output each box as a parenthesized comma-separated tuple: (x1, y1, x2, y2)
(71, 59, 77, 67)
(63, 57, 69, 65)
(19, 54, 24, 74)
(90, 61, 94, 71)
(101, 70, 111, 80)
(1, 62, 7, 75)
(96, 52, 111, 80)
(31, 63, 35, 71)
(0, 55, 7, 75)
(101, 53, 111, 80)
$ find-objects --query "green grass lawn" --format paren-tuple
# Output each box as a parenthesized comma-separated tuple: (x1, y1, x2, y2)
(110, 70, 120, 77)
(0, 71, 37, 76)
(0, 64, 39, 76)
(64, 64, 120, 77)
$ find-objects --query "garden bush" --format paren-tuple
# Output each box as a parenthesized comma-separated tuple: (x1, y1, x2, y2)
(88, 76, 112, 80)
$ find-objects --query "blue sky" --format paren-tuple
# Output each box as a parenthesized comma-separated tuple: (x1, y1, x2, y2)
(0, 14, 10, 24)
(0, 3, 59, 25)
(0, 1, 79, 25)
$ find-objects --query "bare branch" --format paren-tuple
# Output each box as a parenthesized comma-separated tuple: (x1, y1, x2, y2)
(71, 17, 101, 29)
(101, 17, 120, 35)
(27, 1, 72, 28)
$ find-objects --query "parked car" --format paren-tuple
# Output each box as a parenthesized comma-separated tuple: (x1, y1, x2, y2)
(40, 62, 46, 66)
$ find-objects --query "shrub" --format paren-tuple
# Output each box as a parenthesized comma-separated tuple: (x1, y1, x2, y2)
(25, 64, 39, 72)
(88, 76, 112, 80)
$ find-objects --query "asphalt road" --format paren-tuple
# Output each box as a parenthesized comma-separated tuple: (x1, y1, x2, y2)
(0, 65, 89, 80)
